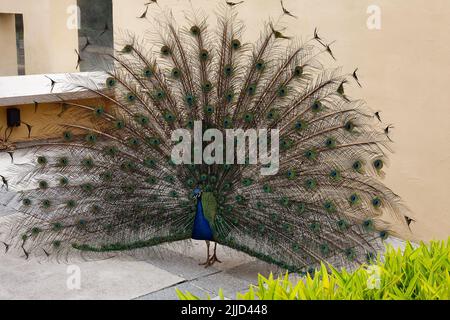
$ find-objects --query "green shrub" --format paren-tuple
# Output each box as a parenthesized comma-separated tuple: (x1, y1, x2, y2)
(176, 239, 450, 300)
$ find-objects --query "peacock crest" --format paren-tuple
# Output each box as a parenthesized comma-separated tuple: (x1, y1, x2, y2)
(1, 6, 407, 273)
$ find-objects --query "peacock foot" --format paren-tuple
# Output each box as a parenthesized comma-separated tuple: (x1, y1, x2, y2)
(199, 258, 210, 266)
(208, 253, 222, 265)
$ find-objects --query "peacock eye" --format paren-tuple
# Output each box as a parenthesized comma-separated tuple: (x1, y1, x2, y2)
(94, 106, 104, 116)
(277, 85, 287, 97)
(190, 25, 200, 35)
(324, 201, 335, 212)
(338, 219, 349, 230)
(304, 149, 317, 160)
(247, 84, 256, 95)
(114, 120, 125, 129)
(311, 100, 323, 112)
(143, 67, 153, 78)
(204, 105, 214, 114)
(63, 131, 73, 141)
(126, 92, 136, 103)
(171, 68, 181, 78)
(294, 65, 303, 77)
(85, 133, 97, 144)
(82, 158, 94, 168)
(39, 180, 48, 189)
(352, 160, 362, 171)
(154, 89, 166, 100)
(325, 137, 336, 148)
(52, 222, 63, 231)
(122, 44, 133, 53)
(199, 49, 209, 61)
(373, 159, 383, 170)
(202, 81, 212, 92)
(67, 200, 77, 209)
(297, 203, 305, 213)
(225, 91, 234, 103)
(42, 199, 51, 208)
(138, 116, 149, 125)
(161, 45, 171, 55)
(82, 183, 94, 193)
(379, 230, 389, 240)
(305, 178, 317, 189)
(52, 240, 61, 248)
(37, 156, 47, 165)
(58, 157, 69, 166)
(287, 169, 296, 179)
(310, 222, 320, 232)
(344, 121, 355, 132)
(165, 112, 175, 122)
(349, 193, 360, 205)
(224, 64, 233, 76)
(59, 177, 69, 186)
(223, 118, 232, 128)
(146, 177, 157, 184)
(363, 219, 374, 230)
(184, 95, 195, 106)
(372, 197, 382, 208)
(106, 77, 117, 88)
(128, 137, 140, 147)
(231, 39, 241, 50)
(100, 171, 112, 181)
(320, 244, 329, 255)
(243, 113, 253, 122)
(345, 248, 356, 260)
(255, 59, 265, 71)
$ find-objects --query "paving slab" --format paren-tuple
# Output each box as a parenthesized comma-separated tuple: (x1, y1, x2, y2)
(192, 271, 251, 299)
(0, 254, 184, 300)
(135, 281, 212, 300)
(225, 260, 282, 284)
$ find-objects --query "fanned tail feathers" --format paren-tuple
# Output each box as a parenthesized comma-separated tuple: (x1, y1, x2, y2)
(1, 6, 408, 272)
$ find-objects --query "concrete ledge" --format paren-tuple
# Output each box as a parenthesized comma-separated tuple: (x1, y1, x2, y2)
(0, 72, 108, 106)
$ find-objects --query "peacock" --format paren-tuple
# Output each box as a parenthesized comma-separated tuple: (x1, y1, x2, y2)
(1, 6, 408, 273)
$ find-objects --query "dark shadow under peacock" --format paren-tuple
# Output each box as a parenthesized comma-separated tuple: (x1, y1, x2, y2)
(1, 8, 408, 273)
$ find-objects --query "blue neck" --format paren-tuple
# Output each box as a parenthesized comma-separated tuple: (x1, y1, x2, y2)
(192, 197, 214, 240)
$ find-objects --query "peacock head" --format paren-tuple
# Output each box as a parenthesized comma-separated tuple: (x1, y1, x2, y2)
(193, 187, 202, 199)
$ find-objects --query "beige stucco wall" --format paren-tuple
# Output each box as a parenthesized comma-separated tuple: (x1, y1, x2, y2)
(0, 0, 79, 75)
(0, 0, 447, 241)
(0, 98, 106, 143)
(0, 14, 18, 76)
(113, 0, 450, 241)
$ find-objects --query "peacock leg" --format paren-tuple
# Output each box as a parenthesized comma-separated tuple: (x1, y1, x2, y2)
(199, 240, 211, 266)
(208, 242, 222, 265)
